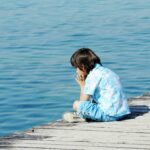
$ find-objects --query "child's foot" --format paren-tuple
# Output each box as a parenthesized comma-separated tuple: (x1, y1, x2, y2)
(62, 112, 86, 123)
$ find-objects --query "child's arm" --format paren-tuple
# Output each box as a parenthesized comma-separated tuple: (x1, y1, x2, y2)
(76, 74, 90, 101)
(80, 86, 90, 101)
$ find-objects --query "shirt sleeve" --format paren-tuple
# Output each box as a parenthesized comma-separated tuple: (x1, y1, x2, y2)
(84, 71, 101, 96)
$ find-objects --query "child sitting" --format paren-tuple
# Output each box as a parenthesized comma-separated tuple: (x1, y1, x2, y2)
(63, 48, 130, 122)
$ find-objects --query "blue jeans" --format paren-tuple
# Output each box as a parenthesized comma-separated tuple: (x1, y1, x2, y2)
(77, 100, 117, 122)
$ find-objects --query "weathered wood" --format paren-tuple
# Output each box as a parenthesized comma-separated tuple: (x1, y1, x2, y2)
(0, 92, 150, 150)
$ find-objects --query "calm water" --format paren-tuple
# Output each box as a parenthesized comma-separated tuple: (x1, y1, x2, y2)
(0, 0, 150, 136)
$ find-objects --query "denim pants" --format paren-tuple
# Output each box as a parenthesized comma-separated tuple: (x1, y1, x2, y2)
(77, 100, 117, 122)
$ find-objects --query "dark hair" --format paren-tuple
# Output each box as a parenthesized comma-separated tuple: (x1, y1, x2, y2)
(70, 48, 102, 74)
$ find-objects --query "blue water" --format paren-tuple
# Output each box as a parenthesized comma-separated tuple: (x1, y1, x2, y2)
(0, 0, 150, 137)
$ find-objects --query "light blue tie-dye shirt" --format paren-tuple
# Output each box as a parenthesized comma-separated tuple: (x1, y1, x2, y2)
(84, 64, 130, 118)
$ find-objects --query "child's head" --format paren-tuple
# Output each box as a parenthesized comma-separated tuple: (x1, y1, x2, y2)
(70, 48, 102, 74)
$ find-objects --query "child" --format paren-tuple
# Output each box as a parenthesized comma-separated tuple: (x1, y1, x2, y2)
(63, 48, 130, 122)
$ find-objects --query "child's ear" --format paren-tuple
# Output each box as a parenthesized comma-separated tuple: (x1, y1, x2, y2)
(83, 68, 86, 72)
(82, 66, 87, 74)
(81, 65, 85, 71)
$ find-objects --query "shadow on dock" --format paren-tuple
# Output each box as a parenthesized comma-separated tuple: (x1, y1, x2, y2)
(0, 93, 150, 150)
(121, 105, 150, 120)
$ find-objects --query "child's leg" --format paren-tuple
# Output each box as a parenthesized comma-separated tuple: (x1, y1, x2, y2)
(75, 100, 117, 122)
(73, 100, 89, 111)
(73, 100, 80, 111)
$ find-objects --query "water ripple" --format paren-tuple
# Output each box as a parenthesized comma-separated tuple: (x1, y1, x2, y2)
(0, 0, 150, 137)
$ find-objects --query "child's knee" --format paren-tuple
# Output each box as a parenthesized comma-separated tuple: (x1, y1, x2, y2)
(73, 100, 79, 111)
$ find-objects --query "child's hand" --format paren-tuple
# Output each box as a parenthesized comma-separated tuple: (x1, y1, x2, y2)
(76, 73, 85, 88)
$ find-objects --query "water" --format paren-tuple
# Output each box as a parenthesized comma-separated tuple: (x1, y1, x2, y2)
(0, 0, 150, 137)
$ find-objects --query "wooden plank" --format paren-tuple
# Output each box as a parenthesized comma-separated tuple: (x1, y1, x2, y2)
(0, 93, 150, 150)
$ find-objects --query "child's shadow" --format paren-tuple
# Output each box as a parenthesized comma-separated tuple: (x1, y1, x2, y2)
(119, 105, 150, 120)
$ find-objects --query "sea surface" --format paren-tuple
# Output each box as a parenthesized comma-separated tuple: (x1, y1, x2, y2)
(0, 0, 150, 136)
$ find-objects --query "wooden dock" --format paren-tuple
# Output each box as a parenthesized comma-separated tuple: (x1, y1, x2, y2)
(0, 93, 150, 150)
